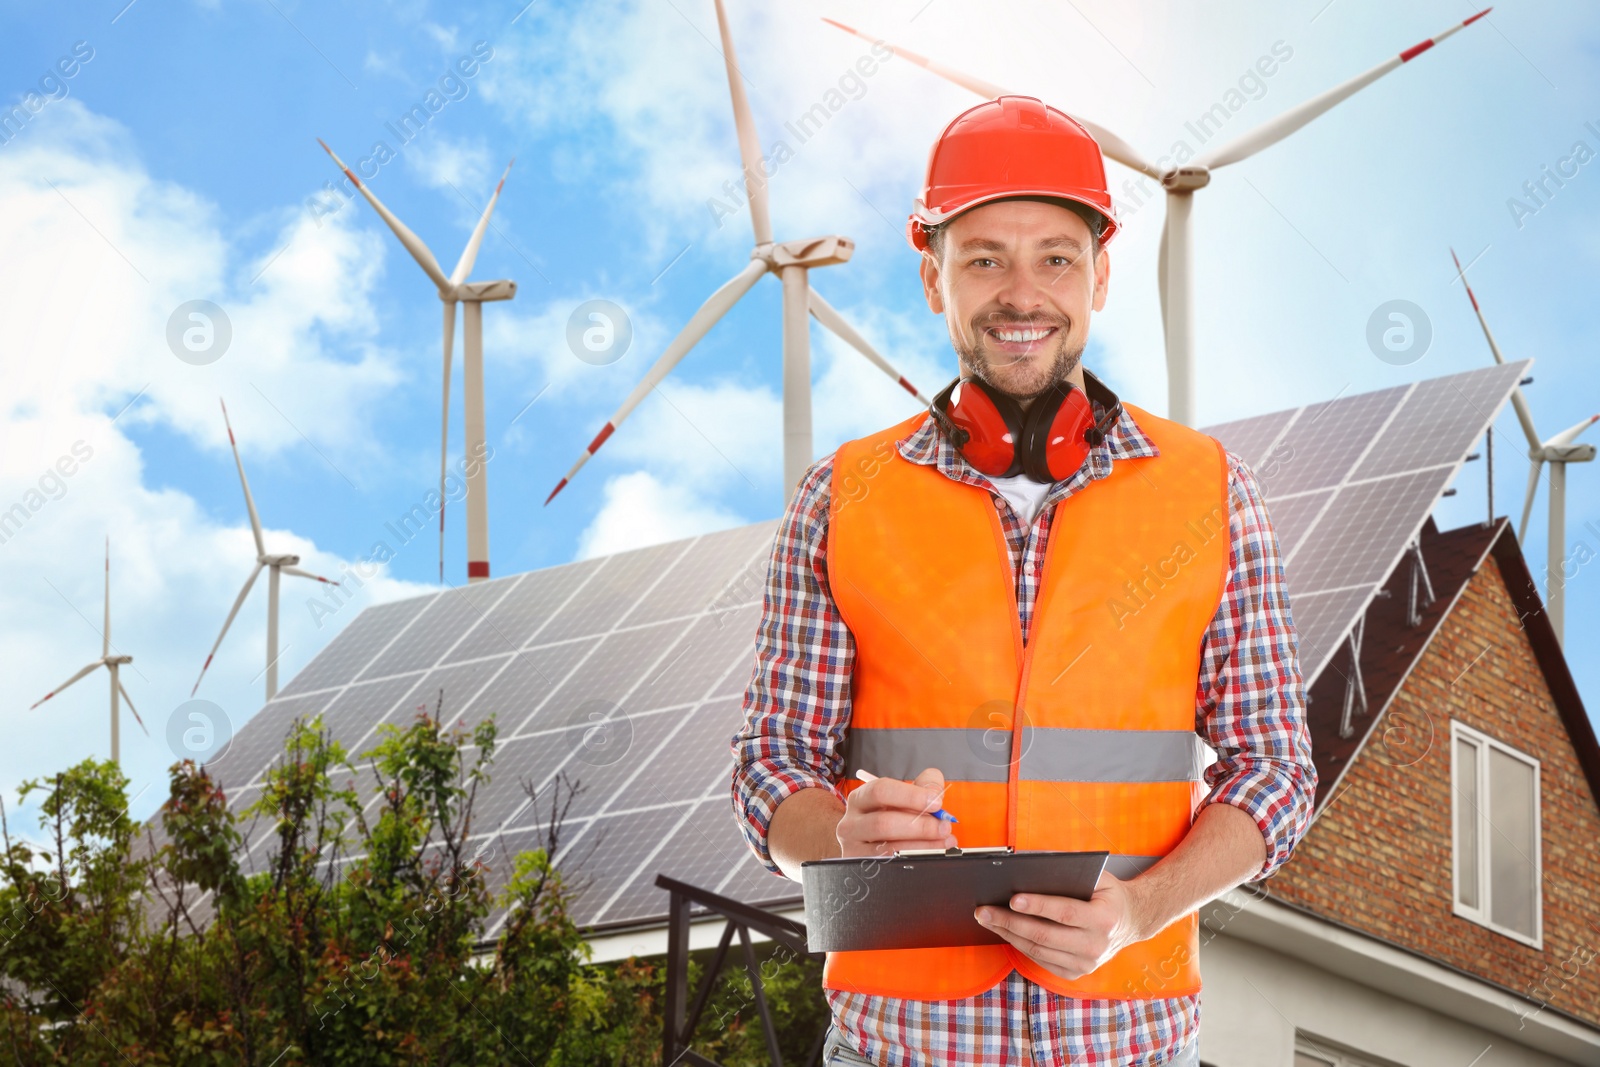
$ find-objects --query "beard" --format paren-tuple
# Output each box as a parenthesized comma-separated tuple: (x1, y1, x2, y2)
(951, 312, 1086, 402)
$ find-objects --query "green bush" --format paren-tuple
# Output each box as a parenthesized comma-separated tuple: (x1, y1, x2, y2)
(0, 707, 825, 1066)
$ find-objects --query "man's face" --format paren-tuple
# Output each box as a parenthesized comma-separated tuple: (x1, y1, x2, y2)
(919, 198, 1110, 402)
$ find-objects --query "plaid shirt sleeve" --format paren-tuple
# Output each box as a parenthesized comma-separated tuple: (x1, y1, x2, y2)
(1196, 450, 1318, 881)
(730, 454, 853, 875)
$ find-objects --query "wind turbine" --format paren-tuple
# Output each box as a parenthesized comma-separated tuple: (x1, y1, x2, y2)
(319, 139, 515, 584)
(1451, 250, 1595, 644)
(544, 0, 931, 506)
(29, 538, 147, 764)
(192, 400, 339, 702)
(825, 10, 1490, 426)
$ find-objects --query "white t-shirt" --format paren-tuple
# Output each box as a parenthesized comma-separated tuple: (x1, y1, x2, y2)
(985, 471, 1054, 525)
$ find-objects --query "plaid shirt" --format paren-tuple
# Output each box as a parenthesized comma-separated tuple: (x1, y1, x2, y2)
(730, 402, 1317, 1066)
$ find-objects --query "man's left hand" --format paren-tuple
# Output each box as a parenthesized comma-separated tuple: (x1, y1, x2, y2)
(973, 872, 1148, 981)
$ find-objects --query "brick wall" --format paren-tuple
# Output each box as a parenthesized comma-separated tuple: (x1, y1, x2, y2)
(1267, 554, 1600, 1028)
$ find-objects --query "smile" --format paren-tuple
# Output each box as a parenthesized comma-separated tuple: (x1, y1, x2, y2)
(988, 326, 1056, 343)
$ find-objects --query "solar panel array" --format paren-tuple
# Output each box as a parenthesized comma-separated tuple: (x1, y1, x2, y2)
(202, 519, 798, 931)
(197, 361, 1525, 934)
(1201, 359, 1526, 682)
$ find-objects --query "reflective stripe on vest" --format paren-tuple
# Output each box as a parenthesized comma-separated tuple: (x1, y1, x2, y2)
(845, 727, 1206, 784)
(822, 403, 1230, 1002)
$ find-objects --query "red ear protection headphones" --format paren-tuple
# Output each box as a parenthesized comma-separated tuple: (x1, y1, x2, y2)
(929, 369, 1122, 483)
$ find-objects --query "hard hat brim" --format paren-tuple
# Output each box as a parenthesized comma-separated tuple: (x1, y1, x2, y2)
(907, 190, 1119, 254)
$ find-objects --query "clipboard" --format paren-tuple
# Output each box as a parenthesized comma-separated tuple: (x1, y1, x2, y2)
(801, 846, 1108, 952)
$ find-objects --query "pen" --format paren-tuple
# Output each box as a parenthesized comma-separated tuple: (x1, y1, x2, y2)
(854, 769, 959, 823)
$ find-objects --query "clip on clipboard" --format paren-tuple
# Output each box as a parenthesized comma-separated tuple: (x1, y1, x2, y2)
(801, 846, 1108, 953)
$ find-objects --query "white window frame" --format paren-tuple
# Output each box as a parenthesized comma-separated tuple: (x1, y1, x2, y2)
(1293, 1032, 1402, 1067)
(1450, 720, 1543, 948)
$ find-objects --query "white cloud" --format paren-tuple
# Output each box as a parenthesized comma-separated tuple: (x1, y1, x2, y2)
(0, 101, 404, 462)
(478, 0, 959, 267)
(402, 131, 491, 202)
(421, 22, 459, 54)
(362, 49, 408, 81)
(809, 296, 956, 453)
(0, 102, 434, 826)
(576, 470, 746, 559)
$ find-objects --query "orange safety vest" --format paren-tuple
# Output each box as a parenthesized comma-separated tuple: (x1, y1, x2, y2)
(823, 403, 1230, 1001)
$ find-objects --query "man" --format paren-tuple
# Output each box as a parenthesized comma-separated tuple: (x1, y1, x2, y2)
(731, 96, 1316, 1066)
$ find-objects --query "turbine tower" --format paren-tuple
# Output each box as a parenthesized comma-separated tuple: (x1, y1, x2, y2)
(825, 10, 1490, 425)
(193, 400, 339, 702)
(545, 0, 931, 506)
(1452, 250, 1596, 643)
(319, 140, 515, 583)
(29, 539, 147, 764)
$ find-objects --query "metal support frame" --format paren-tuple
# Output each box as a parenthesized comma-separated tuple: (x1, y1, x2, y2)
(1338, 614, 1368, 740)
(1406, 538, 1437, 628)
(1486, 427, 1495, 526)
(658, 875, 825, 1067)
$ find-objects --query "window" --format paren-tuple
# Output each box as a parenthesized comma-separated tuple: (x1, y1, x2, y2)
(1294, 1034, 1399, 1067)
(1451, 721, 1542, 946)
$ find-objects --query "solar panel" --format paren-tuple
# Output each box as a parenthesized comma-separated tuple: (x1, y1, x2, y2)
(538, 541, 691, 643)
(466, 641, 597, 736)
(1256, 386, 1410, 497)
(530, 623, 685, 731)
(276, 598, 424, 697)
(600, 797, 748, 925)
(443, 560, 604, 664)
(1283, 470, 1447, 593)
(203, 360, 1525, 940)
(357, 580, 510, 681)
(1202, 360, 1527, 680)
(1199, 407, 1295, 472)
(502, 802, 700, 936)
(609, 697, 746, 812)
(208, 692, 335, 790)
(194, 518, 781, 931)
(316, 674, 425, 753)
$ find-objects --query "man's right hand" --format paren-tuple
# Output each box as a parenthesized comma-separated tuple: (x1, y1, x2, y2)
(836, 767, 958, 857)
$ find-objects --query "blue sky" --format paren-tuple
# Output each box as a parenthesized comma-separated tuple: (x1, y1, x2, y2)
(3, 0, 1598, 824)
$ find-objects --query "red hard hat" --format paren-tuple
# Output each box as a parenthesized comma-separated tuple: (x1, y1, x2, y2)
(907, 95, 1119, 253)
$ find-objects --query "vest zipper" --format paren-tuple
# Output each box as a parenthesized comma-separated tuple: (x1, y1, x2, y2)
(983, 502, 1027, 847)
(989, 504, 1066, 848)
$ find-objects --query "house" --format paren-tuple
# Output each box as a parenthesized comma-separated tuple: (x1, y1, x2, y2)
(1195, 517, 1600, 1066)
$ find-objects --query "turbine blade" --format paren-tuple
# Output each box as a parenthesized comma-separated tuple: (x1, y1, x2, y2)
(820, 17, 1161, 179)
(449, 160, 514, 286)
(1196, 9, 1491, 169)
(282, 565, 339, 585)
(440, 300, 457, 585)
(1449, 248, 1541, 451)
(318, 138, 453, 293)
(220, 399, 267, 558)
(191, 562, 265, 697)
(546, 258, 768, 504)
(29, 661, 104, 710)
(1547, 414, 1600, 449)
(103, 536, 111, 658)
(1519, 458, 1543, 543)
(807, 287, 930, 404)
(118, 679, 149, 737)
(714, 0, 773, 246)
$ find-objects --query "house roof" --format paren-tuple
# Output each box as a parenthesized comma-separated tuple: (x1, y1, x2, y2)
(1485, 525, 1600, 807)
(1309, 516, 1600, 815)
